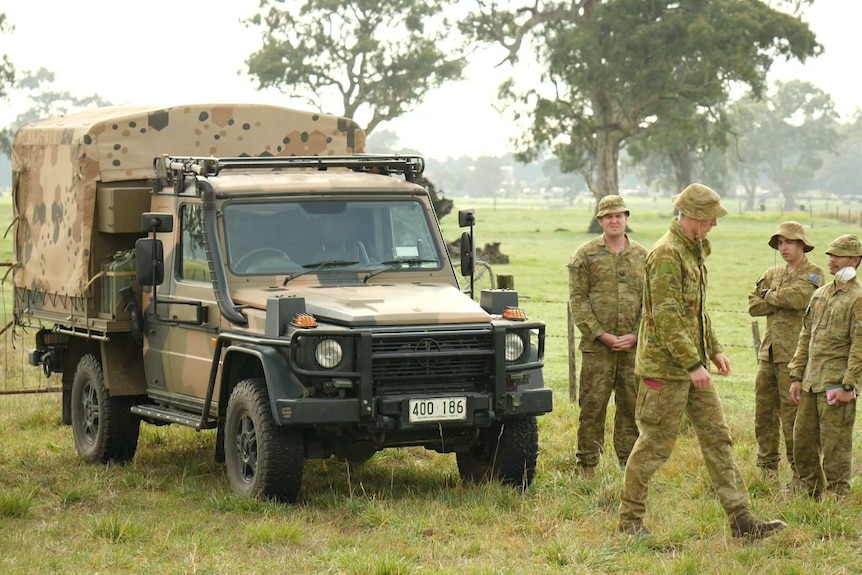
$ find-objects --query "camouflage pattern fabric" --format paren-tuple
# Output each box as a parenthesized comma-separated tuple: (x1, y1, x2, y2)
(634, 218, 722, 381)
(748, 256, 823, 472)
(748, 257, 824, 363)
(12, 104, 365, 298)
(793, 392, 854, 496)
(753, 361, 797, 472)
(619, 217, 751, 526)
(576, 350, 639, 467)
(788, 278, 862, 392)
(568, 235, 646, 467)
(788, 276, 862, 495)
(568, 235, 647, 353)
(619, 378, 750, 524)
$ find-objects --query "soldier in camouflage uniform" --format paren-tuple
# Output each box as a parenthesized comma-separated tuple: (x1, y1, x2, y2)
(788, 234, 862, 498)
(748, 222, 823, 483)
(568, 195, 647, 476)
(618, 184, 786, 539)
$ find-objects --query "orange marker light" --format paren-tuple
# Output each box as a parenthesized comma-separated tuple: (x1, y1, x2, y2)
(502, 307, 527, 321)
(292, 313, 318, 328)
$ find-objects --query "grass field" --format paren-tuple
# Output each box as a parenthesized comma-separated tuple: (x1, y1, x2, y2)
(2, 196, 862, 574)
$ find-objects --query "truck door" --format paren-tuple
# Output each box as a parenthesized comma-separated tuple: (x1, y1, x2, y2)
(162, 203, 220, 401)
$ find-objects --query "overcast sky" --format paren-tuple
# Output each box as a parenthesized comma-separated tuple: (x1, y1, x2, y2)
(1, 0, 859, 159)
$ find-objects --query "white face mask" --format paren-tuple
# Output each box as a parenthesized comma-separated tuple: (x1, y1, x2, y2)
(835, 266, 857, 282)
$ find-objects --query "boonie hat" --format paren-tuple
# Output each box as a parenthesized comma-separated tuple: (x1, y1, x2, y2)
(672, 183, 728, 220)
(596, 195, 630, 219)
(825, 234, 862, 257)
(768, 221, 814, 252)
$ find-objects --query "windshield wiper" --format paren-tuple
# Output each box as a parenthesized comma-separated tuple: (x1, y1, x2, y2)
(362, 258, 438, 283)
(282, 260, 360, 286)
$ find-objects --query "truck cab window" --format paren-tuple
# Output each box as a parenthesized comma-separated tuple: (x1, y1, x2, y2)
(180, 204, 209, 282)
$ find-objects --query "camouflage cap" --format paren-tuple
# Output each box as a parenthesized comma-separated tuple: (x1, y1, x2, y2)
(825, 234, 862, 257)
(596, 195, 630, 219)
(672, 183, 728, 220)
(768, 221, 814, 252)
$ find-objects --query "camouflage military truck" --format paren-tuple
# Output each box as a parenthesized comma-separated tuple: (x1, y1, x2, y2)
(12, 103, 551, 502)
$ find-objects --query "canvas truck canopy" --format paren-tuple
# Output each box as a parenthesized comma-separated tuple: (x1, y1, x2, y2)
(12, 103, 366, 298)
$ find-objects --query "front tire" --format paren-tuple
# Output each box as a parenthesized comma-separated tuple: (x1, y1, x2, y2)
(71, 353, 140, 464)
(224, 378, 304, 502)
(456, 416, 538, 489)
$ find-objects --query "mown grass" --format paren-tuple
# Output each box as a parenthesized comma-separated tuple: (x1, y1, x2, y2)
(2, 195, 862, 573)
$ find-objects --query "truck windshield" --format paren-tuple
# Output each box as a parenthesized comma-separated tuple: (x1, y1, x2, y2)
(223, 199, 444, 276)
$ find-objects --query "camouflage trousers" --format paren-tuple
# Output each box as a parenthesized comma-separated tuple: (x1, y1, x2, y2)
(754, 359, 797, 473)
(793, 391, 856, 496)
(619, 378, 750, 526)
(576, 349, 639, 468)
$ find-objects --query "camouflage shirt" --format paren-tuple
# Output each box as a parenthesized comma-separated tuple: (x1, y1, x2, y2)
(748, 257, 824, 363)
(788, 277, 862, 392)
(635, 218, 722, 381)
(567, 235, 647, 352)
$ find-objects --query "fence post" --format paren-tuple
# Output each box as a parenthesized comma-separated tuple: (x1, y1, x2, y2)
(568, 306, 578, 402)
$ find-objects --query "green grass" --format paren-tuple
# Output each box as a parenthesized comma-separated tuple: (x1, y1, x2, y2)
(2, 196, 862, 573)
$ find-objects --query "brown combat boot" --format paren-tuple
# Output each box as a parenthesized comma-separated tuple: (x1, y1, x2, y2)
(730, 511, 786, 540)
(619, 521, 651, 536)
(760, 467, 779, 482)
(577, 464, 596, 480)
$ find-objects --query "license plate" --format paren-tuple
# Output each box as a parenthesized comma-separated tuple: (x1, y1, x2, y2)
(408, 397, 467, 423)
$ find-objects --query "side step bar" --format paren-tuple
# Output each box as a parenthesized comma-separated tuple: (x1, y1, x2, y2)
(131, 404, 217, 430)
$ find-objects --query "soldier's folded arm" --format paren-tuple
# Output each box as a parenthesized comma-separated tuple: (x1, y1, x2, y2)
(762, 283, 818, 310)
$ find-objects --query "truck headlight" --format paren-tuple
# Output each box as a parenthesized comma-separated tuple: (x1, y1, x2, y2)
(315, 339, 343, 368)
(504, 332, 526, 362)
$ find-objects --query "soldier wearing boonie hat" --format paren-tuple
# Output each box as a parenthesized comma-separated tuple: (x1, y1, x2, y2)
(825, 234, 862, 258)
(672, 183, 729, 221)
(619, 183, 787, 539)
(568, 194, 646, 478)
(749, 221, 823, 488)
(789, 233, 862, 498)
(595, 195, 630, 219)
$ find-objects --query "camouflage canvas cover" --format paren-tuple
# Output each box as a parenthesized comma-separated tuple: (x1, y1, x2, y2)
(12, 103, 366, 298)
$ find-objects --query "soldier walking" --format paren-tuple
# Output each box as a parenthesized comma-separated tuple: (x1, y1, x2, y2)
(567, 195, 647, 477)
(748, 222, 823, 485)
(788, 234, 862, 498)
(618, 183, 786, 539)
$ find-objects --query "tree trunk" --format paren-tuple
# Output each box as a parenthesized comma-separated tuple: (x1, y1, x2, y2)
(669, 145, 693, 193)
(589, 100, 622, 233)
(781, 188, 796, 212)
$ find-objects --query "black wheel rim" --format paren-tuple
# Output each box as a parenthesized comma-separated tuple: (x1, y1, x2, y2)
(80, 381, 100, 445)
(235, 413, 258, 484)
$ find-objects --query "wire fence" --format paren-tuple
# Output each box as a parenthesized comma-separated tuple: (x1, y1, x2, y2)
(524, 297, 760, 356)
(0, 275, 61, 394)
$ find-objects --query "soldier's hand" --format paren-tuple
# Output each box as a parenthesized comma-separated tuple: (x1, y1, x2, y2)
(598, 333, 619, 349)
(689, 366, 712, 388)
(789, 380, 802, 405)
(834, 388, 857, 404)
(712, 353, 731, 376)
(612, 334, 638, 351)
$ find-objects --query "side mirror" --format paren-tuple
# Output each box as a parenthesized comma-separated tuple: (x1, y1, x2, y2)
(458, 208, 475, 228)
(135, 238, 165, 286)
(460, 231, 474, 277)
(141, 212, 174, 233)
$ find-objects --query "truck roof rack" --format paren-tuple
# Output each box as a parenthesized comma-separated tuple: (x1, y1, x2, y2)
(154, 154, 425, 192)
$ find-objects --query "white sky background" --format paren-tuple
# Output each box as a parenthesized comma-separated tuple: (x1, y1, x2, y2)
(1, 0, 860, 160)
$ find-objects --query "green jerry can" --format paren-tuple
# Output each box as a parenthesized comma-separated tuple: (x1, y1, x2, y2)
(101, 249, 136, 320)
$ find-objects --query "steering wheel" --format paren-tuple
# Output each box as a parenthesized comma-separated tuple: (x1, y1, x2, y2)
(233, 248, 292, 273)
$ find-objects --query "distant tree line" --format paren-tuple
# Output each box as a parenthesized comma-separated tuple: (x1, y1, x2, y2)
(1, 2, 853, 229)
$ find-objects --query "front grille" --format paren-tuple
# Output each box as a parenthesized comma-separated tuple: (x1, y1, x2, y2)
(370, 328, 495, 396)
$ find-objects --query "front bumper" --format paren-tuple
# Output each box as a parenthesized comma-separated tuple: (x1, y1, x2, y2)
(275, 387, 553, 428)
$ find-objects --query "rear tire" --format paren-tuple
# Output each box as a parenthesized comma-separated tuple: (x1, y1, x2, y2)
(456, 416, 538, 489)
(71, 353, 140, 464)
(224, 378, 304, 502)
